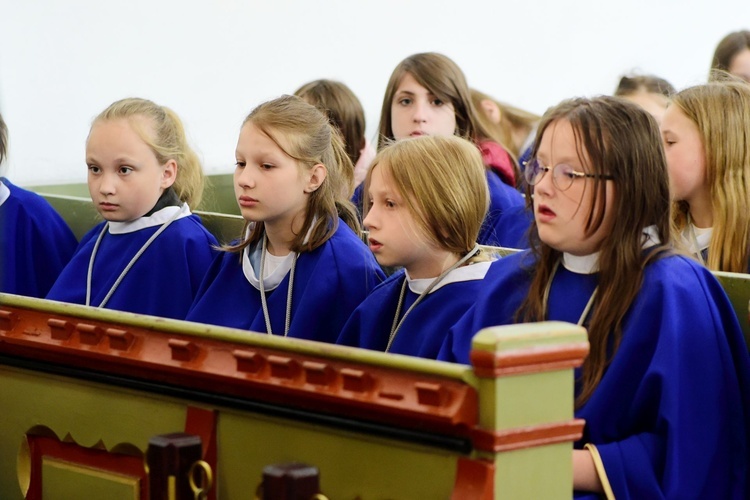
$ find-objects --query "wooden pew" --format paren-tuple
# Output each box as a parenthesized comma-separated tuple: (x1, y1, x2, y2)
(714, 271, 750, 350)
(39, 193, 244, 245)
(27, 173, 241, 216)
(0, 293, 587, 499)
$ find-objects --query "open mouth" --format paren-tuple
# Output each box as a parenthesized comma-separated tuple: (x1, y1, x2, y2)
(368, 238, 383, 251)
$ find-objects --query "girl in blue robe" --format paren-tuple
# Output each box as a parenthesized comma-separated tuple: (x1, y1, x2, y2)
(337, 135, 493, 358)
(366, 52, 531, 249)
(440, 96, 750, 498)
(185, 95, 384, 343)
(46, 98, 218, 319)
(0, 114, 77, 297)
(0, 178, 78, 298)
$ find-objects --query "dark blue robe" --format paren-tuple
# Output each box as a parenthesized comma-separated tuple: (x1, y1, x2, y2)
(337, 263, 490, 358)
(478, 170, 531, 249)
(185, 221, 385, 344)
(0, 179, 77, 297)
(46, 214, 218, 319)
(440, 250, 750, 498)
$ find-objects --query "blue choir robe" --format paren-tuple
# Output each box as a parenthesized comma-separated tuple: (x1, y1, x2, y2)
(0, 178, 77, 297)
(439, 250, 750, 498)
(478, 170, 531, 249)
(46, 205, 218, 320)
(185, 221, 385, 344)
(337, 261, 492, 358)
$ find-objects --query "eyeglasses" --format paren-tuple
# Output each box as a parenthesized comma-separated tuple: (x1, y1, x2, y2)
(523, 159, 615, 191)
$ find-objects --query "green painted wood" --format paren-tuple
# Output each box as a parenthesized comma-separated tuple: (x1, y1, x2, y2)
(37, 193, 245, 246)
(715, 271, 750, 351)
(26, 173, 241, 215)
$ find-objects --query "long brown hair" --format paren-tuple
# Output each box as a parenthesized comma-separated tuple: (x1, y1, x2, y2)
(518, 96, 672, 408)
(226, 95, 360, 255)
(376, 52, 510, 161)
(710, 30, 750, 79)
(295, 79, 366, 170)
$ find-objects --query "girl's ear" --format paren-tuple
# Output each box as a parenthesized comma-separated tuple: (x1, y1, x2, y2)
(480, 99, 502, 124)
(161, 159, 178, 189)
(304, 163, 327, 193)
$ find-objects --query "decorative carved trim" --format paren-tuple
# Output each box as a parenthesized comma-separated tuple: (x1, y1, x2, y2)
(471, 343, 590, 377)
(471, 419, 585, 452)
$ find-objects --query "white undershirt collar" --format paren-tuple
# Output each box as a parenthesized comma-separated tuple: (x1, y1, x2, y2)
(108, 204, 192, 234)
(682, 224, 712, 254)
(242, 219, 316, 291)
(561, 225, 661, 275)
(405, 261, 492, 294)
(0, 180, 9, 208)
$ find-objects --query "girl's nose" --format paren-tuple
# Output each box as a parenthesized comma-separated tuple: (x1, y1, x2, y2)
(98, 173, 116, 195)
(236, 167, 255, 188)
(534, 167, 555, 198)
(363, 205, 378, 229)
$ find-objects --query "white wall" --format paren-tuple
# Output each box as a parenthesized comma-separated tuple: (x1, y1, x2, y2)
(1, 0, 748, 186)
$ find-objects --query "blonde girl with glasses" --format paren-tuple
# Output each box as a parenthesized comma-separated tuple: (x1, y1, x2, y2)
(440, 96, 750, 498)
(337, 135, 491, 358)
(185, 95, 384, 343)
(661, 79, 750, 273)
(46, 98, 218, 319)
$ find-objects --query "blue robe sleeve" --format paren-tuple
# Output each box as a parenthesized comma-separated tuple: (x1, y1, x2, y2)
(0, 180, 78, 297)
(437, 252, 532, 363)
(576, 257, 750, 498)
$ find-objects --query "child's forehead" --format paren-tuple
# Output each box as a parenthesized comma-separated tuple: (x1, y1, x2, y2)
(538, 119, 589, 163)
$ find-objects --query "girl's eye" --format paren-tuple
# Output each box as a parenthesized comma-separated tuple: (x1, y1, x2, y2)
(397, 97, 412, 106)
(260, 163, 274, 170)
(385, 200, 396, 208)
(119, 166, 133, 175)
(88, 165, 101, 174)
(432, 98, 444, 106)
(235, 161, 246, 169)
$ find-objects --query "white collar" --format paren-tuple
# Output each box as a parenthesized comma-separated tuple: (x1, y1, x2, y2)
(405, 261, 492, 294)
(242, 246, 294, 292)
(108, 204, 191, 234)
(561, 252, 600, 274)
(0, 180, 9, 208)
(241, 220, 316, 291)
(682, 224, 712, 253)
(562, 225, 662, 275)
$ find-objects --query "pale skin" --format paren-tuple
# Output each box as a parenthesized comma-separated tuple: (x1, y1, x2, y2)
(234, 122, 326, 256)
(660, 105, 712, 228)
(573, 449, 603, 492)
(364, 164, 460, 279)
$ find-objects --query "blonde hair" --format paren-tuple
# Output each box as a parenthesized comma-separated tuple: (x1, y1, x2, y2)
(670, 80, 750, 272)
(470, 89, 540, 158)
(228, 95, 359, 254)
(93, 98, 205, 208)
(364, 135, 489, 258)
